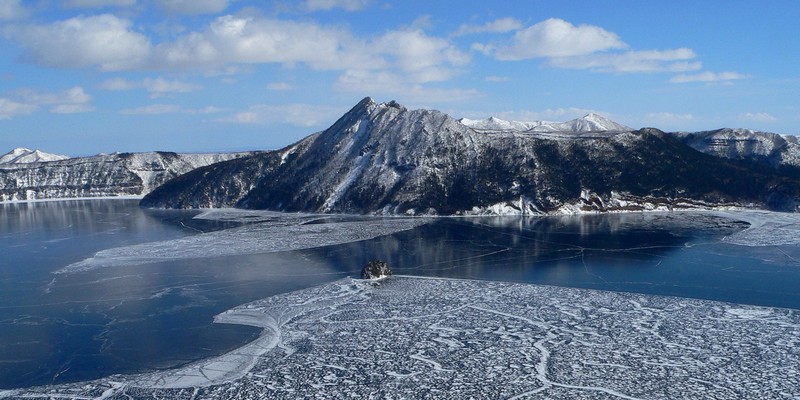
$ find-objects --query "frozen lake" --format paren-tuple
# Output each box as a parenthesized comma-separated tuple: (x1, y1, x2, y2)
(2, 200, 800, 395)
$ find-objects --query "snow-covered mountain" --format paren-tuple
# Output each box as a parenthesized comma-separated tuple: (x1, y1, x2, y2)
(460, 113, 633, 135)
(141, 98, 800, 214)
(0, 151, 254, 202)
(0, 148, 69, 164)
(673, 128, 800, 169)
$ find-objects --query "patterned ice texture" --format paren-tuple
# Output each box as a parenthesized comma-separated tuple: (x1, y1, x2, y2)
(5, 276, 799, 399)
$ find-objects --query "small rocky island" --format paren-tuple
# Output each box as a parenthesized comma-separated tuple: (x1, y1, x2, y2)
(361, 260, 392, 279)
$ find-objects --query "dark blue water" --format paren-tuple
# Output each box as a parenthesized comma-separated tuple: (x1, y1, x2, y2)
(2, 200, 799, 389)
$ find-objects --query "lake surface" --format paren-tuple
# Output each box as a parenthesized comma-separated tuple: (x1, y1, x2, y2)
(2, 199, 800, 389)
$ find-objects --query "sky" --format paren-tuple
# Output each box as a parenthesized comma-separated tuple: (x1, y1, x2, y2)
(0, 0, 798, 156)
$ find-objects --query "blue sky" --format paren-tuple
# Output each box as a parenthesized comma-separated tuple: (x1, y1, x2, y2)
(0, 0, 798, 156)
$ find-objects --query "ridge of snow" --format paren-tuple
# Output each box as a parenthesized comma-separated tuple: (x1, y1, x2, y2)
(461, 113, 632, 134)
(0, 147, 69, 164)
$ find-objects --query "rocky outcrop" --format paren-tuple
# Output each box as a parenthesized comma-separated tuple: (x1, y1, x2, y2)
(361, 260, 392, 279)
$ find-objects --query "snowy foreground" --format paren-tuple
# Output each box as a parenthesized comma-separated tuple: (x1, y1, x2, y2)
(5, 276, 799, 399)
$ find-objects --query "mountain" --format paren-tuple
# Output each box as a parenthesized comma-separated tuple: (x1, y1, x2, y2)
(673, 128, 800, 170)
(0, 151, 254, 202)
(140, 98, 800, 214)
(0, 148, 69, 164)
(459, 113, 633, 135)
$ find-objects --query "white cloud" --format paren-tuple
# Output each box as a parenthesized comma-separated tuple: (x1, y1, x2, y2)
(739, 112, 777, 123)
(6, 13, 466, 91)
(217, 103, 345, 126)
(120, 104, 180, 115)
(453, 17, 523, 37)
(9, 14, 150, 71)
(474, 18, 709, 75)
(143, 77, 202, 96)
(302, 0, 370, 11)
(486, 18, 626, 60)
(647, 112, 695, 121)
(99, 77, 202, 97)
(335, 69, 478, 103)
(372, 28, 469, 83)
(670, 71, 749, 83)
(267, 82, 293, 91)
(0, 0, 28, 20)
(98, 77, 139, 91)
(157, 0, 228, 15)
(62, 0, 136, 8)
(0, 98, 36, 119)
(151, 15, 380, 71)
(17, 86, 95, 114)
(549, 48, 701, 73)
(120, 104, 223, 115)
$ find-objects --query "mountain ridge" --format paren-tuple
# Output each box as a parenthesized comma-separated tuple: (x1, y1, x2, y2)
(460, 112, 632, 134)
(0, 150, 255, 202)
(0, 148, 69, 164)
(140, 97, 800, 214)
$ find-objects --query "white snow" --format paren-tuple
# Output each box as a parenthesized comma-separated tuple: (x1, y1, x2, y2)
(460, 113, 632, 134)
(0, 147, 69, 163)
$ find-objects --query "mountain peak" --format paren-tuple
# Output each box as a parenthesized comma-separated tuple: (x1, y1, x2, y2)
(0, 148, 69, 164)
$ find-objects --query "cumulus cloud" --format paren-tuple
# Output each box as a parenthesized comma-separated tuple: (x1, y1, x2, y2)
(0, 0, 28, 20)
(372, 28, 469, 83)
(473, 18, 709, 74)
(62, 0, 136, 8)
(99, 77, 202, 97)
(8, 14, 150, 71)
(302, 0, 371, 11)
(150, 15, 380, 71)
(157, 0, 229, 15)
(670, 71, 749, 83)
(482, 18, 626, 60)
(453, 17, 523, 37)
(0, 98, 36, 119)
(6, 13, 468, 92)
(16, 86, 95, 114)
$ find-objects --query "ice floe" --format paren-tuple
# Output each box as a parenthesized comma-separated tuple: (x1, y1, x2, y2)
(715, 210, 800, 246)
(7, 276, 800, 399)
(57, 214, 427, 274)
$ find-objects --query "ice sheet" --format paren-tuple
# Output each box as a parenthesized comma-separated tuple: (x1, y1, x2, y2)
(8, 276, 800, 399)
(714, 210, 800, 246)
(57, 215, 427, 274)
